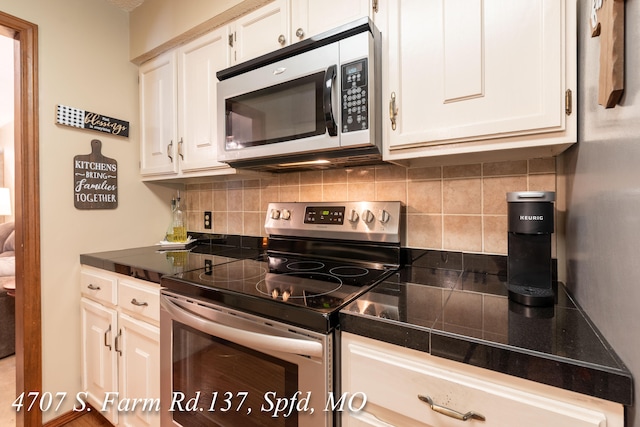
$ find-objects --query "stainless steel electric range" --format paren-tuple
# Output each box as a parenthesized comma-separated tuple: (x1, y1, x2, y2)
(160, 201, 402, 427)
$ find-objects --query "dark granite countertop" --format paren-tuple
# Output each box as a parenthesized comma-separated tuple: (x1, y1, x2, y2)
(80, 240, 633, 406)
(339, 250, 633, 406)
(79, 234, 265, 284)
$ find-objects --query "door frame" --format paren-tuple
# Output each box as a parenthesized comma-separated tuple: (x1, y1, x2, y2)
(0, 11, 42, 427)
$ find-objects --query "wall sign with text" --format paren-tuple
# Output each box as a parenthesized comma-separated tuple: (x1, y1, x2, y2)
(57, 104, 129, 137)
(74, 139, 118, 210)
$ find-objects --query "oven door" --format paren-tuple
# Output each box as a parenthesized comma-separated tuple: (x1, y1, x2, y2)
(160, 291, 332, 427)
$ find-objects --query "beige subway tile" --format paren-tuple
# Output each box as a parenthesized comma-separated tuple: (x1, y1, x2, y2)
(213, 189, 228, 212)
(213, 181, 228, 191)
(529, 173, 556, 192)
(260, 185, 279, 211)
(228, 211, 243, 234)
(244, 187, 261, 211)
(322, 184, 348, 201)
(443, 215, 482, 252)
(323, 168, 348, 184)
(529, 157, 556, 174)
(299, 170, 323, 185)
(279, 172, 300, 186)
(227, 180, 243, 190)
(186, 211, 199, 233)
(200, 188, 213, 212)
(407, 214, 442, 249)
(347, 166, 375, 183)
(279, 186, 300, 202)
(483, 176, 527, 215)
(443, 163, 481, 179)
(243, 212, 262, 236)
(483, 160, 527, 177)
(443, 178, 481, 214)
(375, 164, 407, 181)
(408, 166, 442, 181)
(483, 215, 507, 254)
(212, 212, 228, 234)
(376, 181, 407, 203)
(408, 180, 441, 214)
(348, 182, 376, 201)
(228, 187, 243, 211)
(300, 185, 323, 202)
(243, 179, 261, 189)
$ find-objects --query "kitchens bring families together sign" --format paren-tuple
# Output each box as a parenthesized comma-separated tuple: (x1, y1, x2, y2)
(74, 139, 118, 209)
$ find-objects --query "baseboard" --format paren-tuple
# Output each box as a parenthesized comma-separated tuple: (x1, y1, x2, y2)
(43, 404, 110, 427)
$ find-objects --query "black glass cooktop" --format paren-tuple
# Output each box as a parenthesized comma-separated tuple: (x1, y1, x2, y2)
(162, 254, 396, 333)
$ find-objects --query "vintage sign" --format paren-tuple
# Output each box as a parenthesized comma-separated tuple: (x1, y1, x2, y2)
(56, 104, 129, 137)
(74, 139, 118, 210)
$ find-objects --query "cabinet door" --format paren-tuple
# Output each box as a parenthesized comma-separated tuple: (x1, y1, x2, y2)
(232, 0, 289, 64)
(385, 0, 574, 161)
(291, 0, 372, 43)
(118, 313, 160, 427)
(177, 27, 231, 172)
(81, 298, 118, 425)
(342, 333, 621, 427)
(139, 51, 178, 176)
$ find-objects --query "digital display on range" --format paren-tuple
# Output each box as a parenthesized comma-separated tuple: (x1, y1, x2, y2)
(304, 206, 345, 225)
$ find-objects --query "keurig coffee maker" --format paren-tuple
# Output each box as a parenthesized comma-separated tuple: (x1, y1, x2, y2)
(507, 191, 555, 306)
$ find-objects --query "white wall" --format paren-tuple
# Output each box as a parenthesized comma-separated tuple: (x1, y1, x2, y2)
(0, 0, 174, 421)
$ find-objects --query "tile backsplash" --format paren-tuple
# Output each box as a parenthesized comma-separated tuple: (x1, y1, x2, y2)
(184, 158, 556, 255)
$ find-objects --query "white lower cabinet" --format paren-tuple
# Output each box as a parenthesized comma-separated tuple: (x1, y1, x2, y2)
(81, 266, 160, 427)
(341, 333, 623, 427)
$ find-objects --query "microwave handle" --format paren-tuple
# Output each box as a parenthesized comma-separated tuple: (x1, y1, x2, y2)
(323, 65, 338, 136)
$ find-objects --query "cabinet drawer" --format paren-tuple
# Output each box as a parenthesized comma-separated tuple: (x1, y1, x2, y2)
(342, 334, 619, 427)
(118, 278, 160, 324)
(80, 267, 117, 306)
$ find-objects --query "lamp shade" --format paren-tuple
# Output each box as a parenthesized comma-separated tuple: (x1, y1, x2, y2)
(0, 188, 11, 216)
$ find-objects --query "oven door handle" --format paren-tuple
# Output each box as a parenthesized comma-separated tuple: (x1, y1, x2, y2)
(161, 297, 323, 358)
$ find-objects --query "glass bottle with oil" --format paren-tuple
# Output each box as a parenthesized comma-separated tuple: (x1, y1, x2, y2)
(170, 192, 187, 242)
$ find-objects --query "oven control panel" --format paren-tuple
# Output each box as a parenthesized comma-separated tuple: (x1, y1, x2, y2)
(265, 201, 403, 243)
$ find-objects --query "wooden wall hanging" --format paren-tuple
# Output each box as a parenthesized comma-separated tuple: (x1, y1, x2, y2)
(591, 0, 625, 108)
(74, 139, 118, 209)
(56, 104, 129, 137)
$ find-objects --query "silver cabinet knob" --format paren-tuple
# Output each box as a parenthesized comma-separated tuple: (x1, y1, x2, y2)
(278, 34, 286, 45)
(295, 28, 305, 39)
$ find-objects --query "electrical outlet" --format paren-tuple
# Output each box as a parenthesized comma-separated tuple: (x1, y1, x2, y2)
(204, 211, 212, 229)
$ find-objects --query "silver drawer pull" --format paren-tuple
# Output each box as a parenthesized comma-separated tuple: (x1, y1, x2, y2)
(418, 395, 485, 422)
(130, 298, 148, 307)
(87, 284, 101, 290)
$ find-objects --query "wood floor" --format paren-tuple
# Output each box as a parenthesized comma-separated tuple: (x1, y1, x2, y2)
(1, 355, 112, 427)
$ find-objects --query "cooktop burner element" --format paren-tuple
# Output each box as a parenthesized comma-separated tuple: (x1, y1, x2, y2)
(161, 201, 403, 332)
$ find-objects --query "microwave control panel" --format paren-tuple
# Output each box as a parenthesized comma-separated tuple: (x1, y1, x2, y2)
(341, 59, 368, 133)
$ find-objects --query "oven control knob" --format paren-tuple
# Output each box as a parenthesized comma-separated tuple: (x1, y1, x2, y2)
(348, 209, 359, 223)
(379, 209, 391, 224)
(362, 209, 375, 224)
(281, 209, 291, 220)
(270, 209, 281, 220)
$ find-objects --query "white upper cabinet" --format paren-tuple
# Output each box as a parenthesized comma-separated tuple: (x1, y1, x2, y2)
(382, 0, 577, 165)
(139, 51, 178, 176)
(291, 0, 374, 42)
(231, 0, 290, 65)
(231, 0, 374, 65)
(177, 28, 230, 172)
(139, 26, 233, 179)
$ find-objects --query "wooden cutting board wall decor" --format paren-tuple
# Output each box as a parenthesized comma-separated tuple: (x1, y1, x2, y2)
(74, 139, 118, 209)
(591, 0, 625, 108)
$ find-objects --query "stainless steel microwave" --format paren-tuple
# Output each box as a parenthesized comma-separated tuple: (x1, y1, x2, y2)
(216, 18, 381, 171)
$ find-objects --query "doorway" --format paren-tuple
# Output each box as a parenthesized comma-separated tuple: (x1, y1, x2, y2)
(0, 11, 42, 427)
